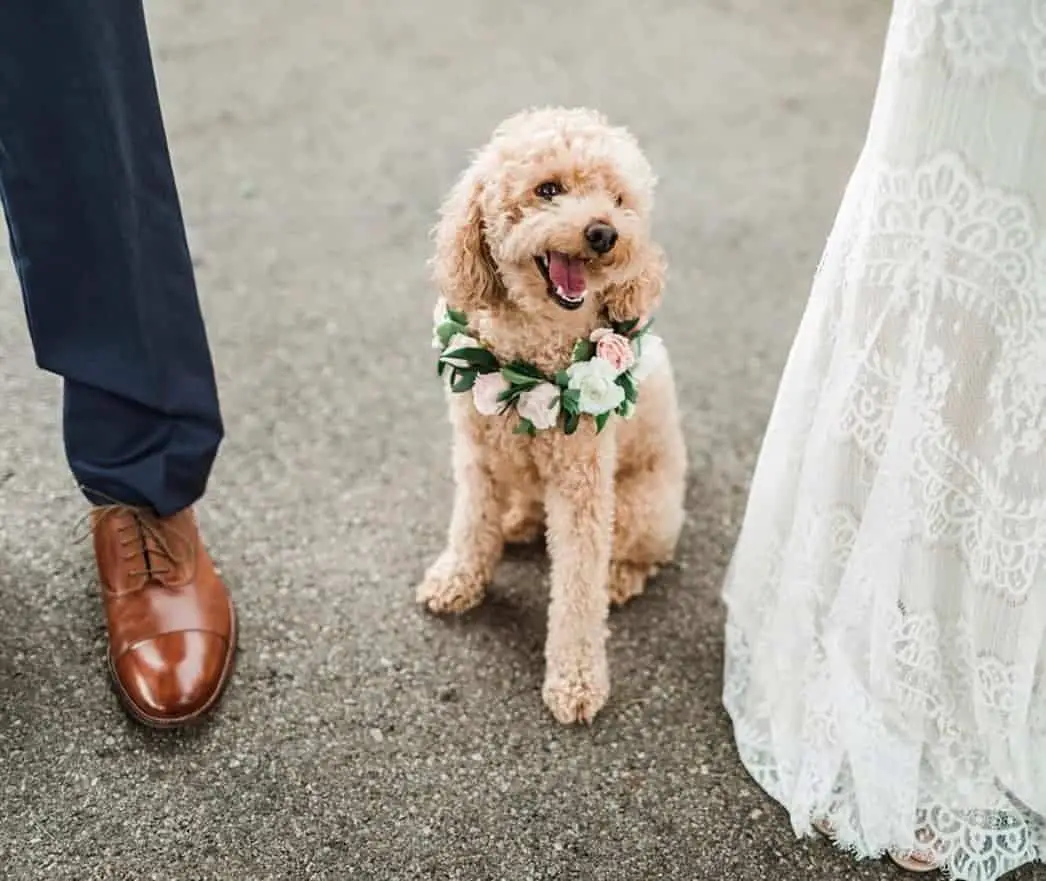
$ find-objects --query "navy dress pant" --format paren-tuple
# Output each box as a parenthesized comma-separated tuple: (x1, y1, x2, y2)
(0, 1, 223, 517)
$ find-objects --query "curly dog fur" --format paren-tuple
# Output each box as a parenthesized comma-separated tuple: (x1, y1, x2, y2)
(417, 107, 686, 725)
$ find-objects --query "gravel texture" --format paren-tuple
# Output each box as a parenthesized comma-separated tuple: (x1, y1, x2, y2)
(6, 2, 1033, 880)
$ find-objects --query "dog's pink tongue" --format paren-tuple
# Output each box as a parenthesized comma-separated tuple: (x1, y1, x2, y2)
(548, 252, 586, 296)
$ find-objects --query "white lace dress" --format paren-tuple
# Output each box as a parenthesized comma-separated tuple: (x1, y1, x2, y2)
(722, 2, 1046, 879)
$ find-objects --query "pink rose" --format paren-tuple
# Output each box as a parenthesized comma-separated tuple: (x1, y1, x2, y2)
(589, 328, 635, 376)
(472, 372, 509, 416)
(517, 382, 561, 430)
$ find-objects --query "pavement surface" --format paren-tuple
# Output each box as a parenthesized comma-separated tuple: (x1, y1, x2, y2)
(5, 2, 1037, 880)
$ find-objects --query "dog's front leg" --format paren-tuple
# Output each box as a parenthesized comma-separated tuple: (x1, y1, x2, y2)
(416, 421, 504, 615)
(540, 429, 615, 725)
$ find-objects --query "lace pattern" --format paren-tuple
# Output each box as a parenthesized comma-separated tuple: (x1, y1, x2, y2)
(896, 0, 1046, 91)
(722, 2, 1046, 879)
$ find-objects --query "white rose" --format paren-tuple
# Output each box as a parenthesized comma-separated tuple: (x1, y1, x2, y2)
(517, 382, 561, 431)
(441, 332, 480, 368)
(566, 358, 625, 416)
(472, 372, 509, 416)
(631, 334, 668, 383)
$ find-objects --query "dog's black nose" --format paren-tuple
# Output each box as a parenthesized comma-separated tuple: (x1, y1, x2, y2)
(585, 221, 618, 255)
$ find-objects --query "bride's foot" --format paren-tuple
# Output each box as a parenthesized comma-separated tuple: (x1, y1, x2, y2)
(812, 818, 939, 874)
(888, 850, 938, 873)
(889, 827, 939, 873)
(811, 818, 835, 837)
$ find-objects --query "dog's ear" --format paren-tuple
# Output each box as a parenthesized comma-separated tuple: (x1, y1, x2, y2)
(604, 242, 666, 324)
(430, 164, 503, 312)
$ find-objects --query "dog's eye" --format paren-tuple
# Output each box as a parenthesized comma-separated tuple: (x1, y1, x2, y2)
(614, 194, 625, 207)
(535, 181, 563, 200)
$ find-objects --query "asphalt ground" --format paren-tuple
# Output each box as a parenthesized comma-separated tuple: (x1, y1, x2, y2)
(8, 2, 1034, 880)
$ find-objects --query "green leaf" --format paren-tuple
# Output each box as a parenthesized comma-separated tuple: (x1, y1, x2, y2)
(613, 317, 640, 336)
(501, 367, 542, 388)
(513, 418, 536, 436)
(563, 411, 580, 435)
(446, 308, 469, 325)
(441, 346, 500, 372)
(595, 411, 611, 433)
(561, 389, 581, 414)
(437, 360, 448, 377)
(555, 370, 570, 388)
(571, 339, 596, 362)
(497, 387, 523, 404)
(617, 372, 638, 404)
(437, 320, 468, 347)
(503, 360, 546, 381)
(451, 370, 477, 393)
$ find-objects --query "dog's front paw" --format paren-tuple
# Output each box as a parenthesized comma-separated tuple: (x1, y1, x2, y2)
(415, 556, 486, 615)
(542, 653, 610, 725)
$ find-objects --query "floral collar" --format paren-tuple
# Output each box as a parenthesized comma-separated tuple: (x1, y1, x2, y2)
(432, 298, 666, 435)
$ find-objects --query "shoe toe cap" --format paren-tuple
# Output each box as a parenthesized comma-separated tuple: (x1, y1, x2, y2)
(114, 631, 231, 723)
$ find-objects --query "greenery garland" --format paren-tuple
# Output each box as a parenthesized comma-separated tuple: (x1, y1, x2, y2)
(433, 299, 666, 436)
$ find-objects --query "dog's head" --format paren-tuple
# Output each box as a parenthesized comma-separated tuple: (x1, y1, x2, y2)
(431, 107, 664, 323)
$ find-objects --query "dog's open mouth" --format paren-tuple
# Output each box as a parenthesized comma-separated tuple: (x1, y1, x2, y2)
(536, 251, 587, 310)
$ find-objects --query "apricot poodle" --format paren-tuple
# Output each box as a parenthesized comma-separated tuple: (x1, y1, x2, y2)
(418, 107, 686, 725)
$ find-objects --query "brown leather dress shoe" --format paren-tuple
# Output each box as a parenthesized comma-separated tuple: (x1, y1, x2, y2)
(91, 505, 237, 728)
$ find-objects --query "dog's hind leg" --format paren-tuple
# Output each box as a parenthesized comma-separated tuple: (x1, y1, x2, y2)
(609, 458, 685, 608)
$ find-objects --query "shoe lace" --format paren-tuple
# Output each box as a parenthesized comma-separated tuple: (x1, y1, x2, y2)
(76, 496, 194, 596)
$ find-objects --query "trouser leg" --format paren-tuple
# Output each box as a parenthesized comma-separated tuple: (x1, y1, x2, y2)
(0, 0, 223, 516)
